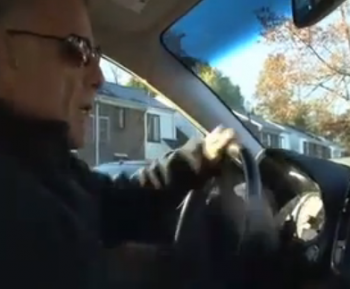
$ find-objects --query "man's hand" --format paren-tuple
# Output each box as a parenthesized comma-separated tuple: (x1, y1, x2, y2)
(138, 126, 240, 189)
(203, 126, 240, 163)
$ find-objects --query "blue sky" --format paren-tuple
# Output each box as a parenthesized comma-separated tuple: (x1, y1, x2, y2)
(215, 41, 270, 99)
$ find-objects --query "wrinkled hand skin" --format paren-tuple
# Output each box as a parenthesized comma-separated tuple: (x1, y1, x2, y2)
(203, 126, 240, 162)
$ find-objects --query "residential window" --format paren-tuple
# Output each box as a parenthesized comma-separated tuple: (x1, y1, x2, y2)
(147, 114, 161, 142)
(261, 132, 269, 146)
(270, 134, 280, 148)
(86, 115, 110, 144)
(116, 107, 125, 129)
(99, 116, 110, 144)
(303, 141, 331, 159)
(260, 132, 281, 148)
(85, 114, 95, 142)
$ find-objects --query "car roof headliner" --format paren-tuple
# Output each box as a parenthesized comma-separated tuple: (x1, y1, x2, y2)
(90, 0, 199, 34)
(89, 0, 201, 89)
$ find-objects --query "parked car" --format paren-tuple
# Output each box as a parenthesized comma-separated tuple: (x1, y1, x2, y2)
(94, 160, 149, 179)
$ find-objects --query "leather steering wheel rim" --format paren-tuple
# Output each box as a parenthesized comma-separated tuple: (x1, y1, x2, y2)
(174, 147, 279, 256)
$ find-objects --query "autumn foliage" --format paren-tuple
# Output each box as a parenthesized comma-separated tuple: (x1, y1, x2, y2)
(255, 2, 350, 149)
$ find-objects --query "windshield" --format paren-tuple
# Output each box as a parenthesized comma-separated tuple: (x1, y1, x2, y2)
(162, 0, 350, 160)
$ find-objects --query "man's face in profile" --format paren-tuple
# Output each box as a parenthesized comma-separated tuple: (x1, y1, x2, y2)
(0, 0, 104, 147)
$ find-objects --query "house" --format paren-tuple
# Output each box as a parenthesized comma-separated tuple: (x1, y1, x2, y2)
(78, 82, 147, 165)
(77, 82, 182, 165)
(154, 95, 204, 143)
(174, 111, 204, 141)
(234, 110, 346, 158)
(234, 110, 287, 149)
(145, 102, 178, 160)
(77, 80, 345, 165)
(282, 125, 332, 157)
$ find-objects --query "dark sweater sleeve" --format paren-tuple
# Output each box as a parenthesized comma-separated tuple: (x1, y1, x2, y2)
(0, 168, 102, 289)
(89, 139, 218, 247)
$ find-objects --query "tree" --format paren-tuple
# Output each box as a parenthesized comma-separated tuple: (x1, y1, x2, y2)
(254, 2, 350, 149)
(165, 32, 246, 111)
(125, 78, 156, 97)
(255, 3, 350, 101)
(212, 74, 245, 110)
(255, 52, 323, 130)
(184, 57, 245, 111)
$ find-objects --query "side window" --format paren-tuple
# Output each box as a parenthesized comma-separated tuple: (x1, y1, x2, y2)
(147, 114, 161, 143)
(99, 116, 110, 144)
(78, 57, 204, 166)
(86, 114, 95, 142)
(260, 132, 282, 148)
(117, 108, 125, 129)
(84, 115, 110, 143)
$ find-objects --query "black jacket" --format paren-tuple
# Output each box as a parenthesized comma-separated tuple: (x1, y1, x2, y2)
(0, 102, 214, 289)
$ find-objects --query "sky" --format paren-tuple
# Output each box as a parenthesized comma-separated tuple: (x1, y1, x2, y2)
(100, 58, 131, 84)
(215, 42, 270, 100)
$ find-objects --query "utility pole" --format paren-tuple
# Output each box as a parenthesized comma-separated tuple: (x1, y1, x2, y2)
(245, 99, 253, 122)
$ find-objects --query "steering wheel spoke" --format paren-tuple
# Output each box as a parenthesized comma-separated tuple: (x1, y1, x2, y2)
(172, 147, 280, 288)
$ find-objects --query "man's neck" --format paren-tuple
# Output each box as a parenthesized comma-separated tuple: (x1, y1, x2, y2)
(0, 99, 71, 168)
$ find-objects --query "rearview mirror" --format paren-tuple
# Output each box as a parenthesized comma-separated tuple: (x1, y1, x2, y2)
(292, 0, 346, 28)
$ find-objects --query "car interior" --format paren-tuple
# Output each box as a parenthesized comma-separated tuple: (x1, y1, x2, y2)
(90, 0, 350, 288)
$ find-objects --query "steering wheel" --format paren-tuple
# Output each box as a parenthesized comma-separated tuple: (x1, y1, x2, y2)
(172, 147, 279, 287)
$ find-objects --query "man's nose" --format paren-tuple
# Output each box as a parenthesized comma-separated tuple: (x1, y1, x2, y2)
(93, 64, 104, 89)
(87, 61, 105, 90)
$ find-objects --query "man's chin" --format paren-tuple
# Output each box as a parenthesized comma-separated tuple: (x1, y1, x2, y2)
(68, 134, 85, 150)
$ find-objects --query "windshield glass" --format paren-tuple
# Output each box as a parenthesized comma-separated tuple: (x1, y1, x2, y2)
(162, 0, 350, 160)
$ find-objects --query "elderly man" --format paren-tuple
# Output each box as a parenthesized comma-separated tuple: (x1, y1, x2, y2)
(0, 0, 239, 288)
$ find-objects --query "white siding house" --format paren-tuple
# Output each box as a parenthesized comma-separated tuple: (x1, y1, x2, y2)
(234, 111, 346, 159)
(174, 112, 204, 140)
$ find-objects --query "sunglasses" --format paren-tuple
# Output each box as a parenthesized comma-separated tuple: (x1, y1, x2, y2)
(6, 29, 101, 67)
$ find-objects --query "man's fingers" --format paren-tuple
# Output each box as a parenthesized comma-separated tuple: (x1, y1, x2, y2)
(227, 143, 240, 158)
(138, 168, 162, 189)
(204, 127, 238, 161)
(211, 125, 224, 135)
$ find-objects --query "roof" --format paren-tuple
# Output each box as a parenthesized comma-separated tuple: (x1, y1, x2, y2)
(234, 110, 344, 149)
(282, 125, 335, 146)
(233, 110, 284, 133)
(97, 82, 172, 110)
